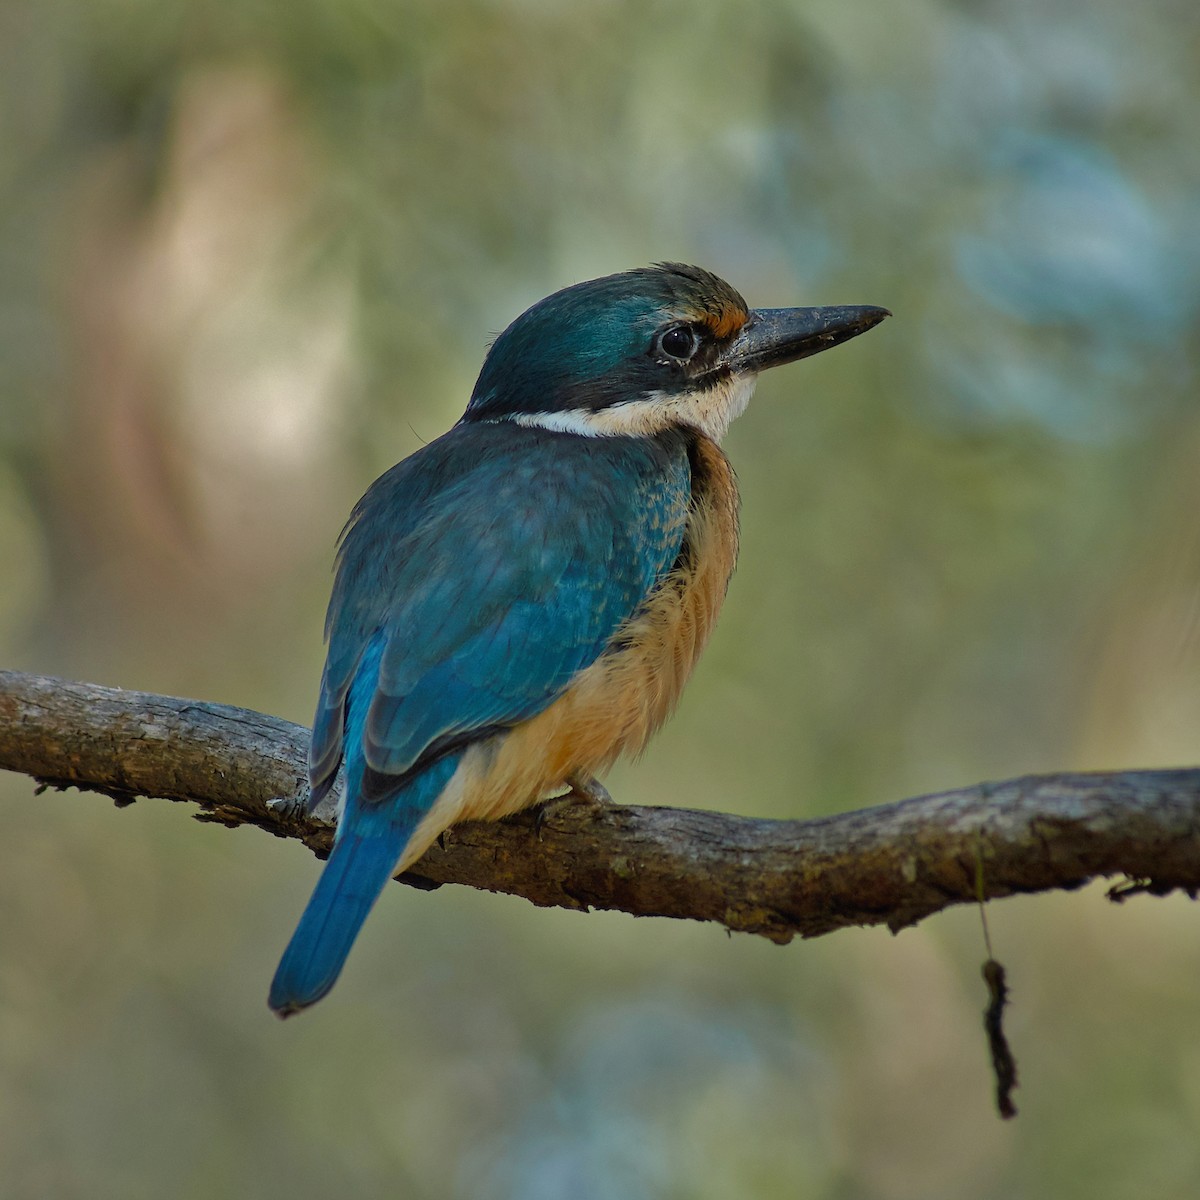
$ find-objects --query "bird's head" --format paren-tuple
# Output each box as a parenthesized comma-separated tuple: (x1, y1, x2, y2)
(463, 263, 888, 442)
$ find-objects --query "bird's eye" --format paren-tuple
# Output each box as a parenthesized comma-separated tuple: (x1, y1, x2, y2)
(657, 325, 699, 362)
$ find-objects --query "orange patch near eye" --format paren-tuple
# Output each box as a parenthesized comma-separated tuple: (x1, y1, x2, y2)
(700, 303, 748, 340)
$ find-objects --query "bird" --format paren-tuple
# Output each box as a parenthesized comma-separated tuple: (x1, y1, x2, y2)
(268, 263, 888, 1016)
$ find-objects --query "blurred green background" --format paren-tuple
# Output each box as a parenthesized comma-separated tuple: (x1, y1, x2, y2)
(3, 0, 1200, 1196)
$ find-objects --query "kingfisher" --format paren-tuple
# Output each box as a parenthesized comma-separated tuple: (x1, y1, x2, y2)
(268, 263, 887, 1016)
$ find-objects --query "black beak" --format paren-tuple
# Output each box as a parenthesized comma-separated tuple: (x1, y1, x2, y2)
(728, 305, 890, 374)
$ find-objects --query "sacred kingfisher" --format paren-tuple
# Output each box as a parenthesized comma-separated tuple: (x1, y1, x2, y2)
(269, 263, 887, 1015)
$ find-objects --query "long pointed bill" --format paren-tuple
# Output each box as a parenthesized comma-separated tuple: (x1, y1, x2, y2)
(727, 305, 890, 374)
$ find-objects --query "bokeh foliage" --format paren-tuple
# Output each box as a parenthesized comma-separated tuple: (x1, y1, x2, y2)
(2, 0, 1199, 1196)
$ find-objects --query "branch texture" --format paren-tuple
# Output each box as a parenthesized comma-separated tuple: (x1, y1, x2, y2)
(2, 669, 1198, 942)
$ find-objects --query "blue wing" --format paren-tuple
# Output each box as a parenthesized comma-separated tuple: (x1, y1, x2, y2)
(269, 423, 692, 1015)
(310, 421, 693, 803)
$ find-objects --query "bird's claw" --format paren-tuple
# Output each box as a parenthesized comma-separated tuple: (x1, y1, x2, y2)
(533, 772, 615, 840)
(267, 792, 309, 821)
(566, 771, 614, 807)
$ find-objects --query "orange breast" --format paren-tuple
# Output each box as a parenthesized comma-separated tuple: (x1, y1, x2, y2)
(400, 435, 741, 868)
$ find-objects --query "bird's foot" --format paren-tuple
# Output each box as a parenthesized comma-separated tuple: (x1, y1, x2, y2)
(267, 791, 310, 821)
(533, 772, 615, 839)
(566, 770, 615, 808)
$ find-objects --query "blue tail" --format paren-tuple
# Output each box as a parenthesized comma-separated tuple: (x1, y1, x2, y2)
(268, 750, 462, 1016)
(268, 819, 408, 1016)
(272, 620, 470, 1017)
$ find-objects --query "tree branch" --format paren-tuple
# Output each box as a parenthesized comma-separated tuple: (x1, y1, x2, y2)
(2, 668, 1198, 942)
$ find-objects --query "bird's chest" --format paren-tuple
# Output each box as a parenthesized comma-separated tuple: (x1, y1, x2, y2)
(608, 433, 741, 735)
(413, 434, 740, 842)
(500, 435, 740, 777)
